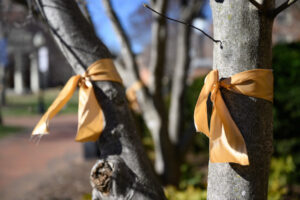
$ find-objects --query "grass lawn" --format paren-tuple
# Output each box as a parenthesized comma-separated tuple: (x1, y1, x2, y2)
(0, 124, 24, 138)
(0, 88, 78, 139)
(2, 88, 78, 116)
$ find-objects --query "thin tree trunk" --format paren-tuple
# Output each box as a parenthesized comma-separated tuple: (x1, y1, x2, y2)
(168, 0, 202, 148)
(36, 0, 166, 199)
(101, 0, 179, 185)
(168, 9, 191, 147)
(208, 0, 274, 199)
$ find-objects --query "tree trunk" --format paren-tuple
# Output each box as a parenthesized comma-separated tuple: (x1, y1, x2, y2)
(168, 24, 190, 146)
(101, 0, 179, 185)
(36, 0, 166, 199)
(208, 0, 274, 199)
(168, 0, 202, 148)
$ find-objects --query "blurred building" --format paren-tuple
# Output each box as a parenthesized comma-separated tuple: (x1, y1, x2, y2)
(1, 0, 73, 94)
(273, 3, 300, 43)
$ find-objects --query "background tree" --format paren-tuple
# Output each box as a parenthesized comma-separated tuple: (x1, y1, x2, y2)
(101, 0, 203, 185)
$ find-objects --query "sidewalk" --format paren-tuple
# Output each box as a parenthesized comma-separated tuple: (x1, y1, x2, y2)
(0, 114, 95, 200)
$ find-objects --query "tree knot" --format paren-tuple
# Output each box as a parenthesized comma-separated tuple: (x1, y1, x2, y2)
(90, 161, 113, 195)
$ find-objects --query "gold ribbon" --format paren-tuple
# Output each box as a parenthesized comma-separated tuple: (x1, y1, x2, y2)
(126, 81, 144, 112)
(194, 69, 273, 165)
(32, 59, 123, 142)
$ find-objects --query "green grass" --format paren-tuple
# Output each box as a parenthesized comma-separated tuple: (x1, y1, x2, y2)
(0, 124, 24, 138)
(2, 88, 78, 117)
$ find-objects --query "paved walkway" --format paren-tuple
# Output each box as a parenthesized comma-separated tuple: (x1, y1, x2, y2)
(0, 114, 90, 200)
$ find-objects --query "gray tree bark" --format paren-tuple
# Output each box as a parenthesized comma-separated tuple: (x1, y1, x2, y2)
(35, 0, 166, 199)
(207, 0, 275, 199)
(168, 0, 203, 147)
(102, 0, 179, 185)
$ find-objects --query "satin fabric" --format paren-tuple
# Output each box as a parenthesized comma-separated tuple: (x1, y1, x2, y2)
(194, 69, 273, 165)
(32, 59, 123, 142)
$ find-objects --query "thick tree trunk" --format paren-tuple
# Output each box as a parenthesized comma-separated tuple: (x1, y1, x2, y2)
(37, 0, 166, 199)
(208, 0, 274, 199)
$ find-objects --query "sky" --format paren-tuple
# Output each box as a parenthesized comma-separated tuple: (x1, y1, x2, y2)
(87, 0, 212, 54)
(87, 0, 148, 54)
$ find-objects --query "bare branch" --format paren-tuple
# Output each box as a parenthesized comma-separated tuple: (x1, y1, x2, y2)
(76, 0, 93, 24)
(272, 0, 299, 17)
(101, 0, 140, 83)
(148, 0, 168, 98)
(144, 4, 223, 48)
(168, 0, 202, 148)
(249, 0, 262, 10)
(102, 0, 179, 184)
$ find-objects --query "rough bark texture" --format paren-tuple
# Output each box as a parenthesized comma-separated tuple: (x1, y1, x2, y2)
(37, 0, 166, 199)
(101, 0, 179, 185)
(208, 0, 274, 199)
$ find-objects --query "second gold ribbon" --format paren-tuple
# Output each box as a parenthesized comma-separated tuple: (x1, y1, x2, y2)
(194, 69, 273, 165)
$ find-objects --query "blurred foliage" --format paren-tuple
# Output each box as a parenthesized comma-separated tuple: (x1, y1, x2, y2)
(0, 124, 24, 138)
(81, 193, 92, 200)
(268, 156, 295, 200)
(2, 88, 78, 116)
(165, 185, 207, 200)
(272, 42, 300, 198)
(184, 77, 209, 153)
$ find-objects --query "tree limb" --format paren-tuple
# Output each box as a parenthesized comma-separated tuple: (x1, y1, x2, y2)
(101, 0, 141, 83)
(148, 0, 168, 98)
(77, 0, 93, 25)
(102, 0, 180, 185)
(272, 0, 298, 17)
(249, 0, 262, 10)
(168, 0, 202, 147)
(34, 0, 166, 199)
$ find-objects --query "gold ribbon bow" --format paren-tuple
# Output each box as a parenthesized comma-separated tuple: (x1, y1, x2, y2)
(194, 69, 273, 165)
(32, 59, 123, 142)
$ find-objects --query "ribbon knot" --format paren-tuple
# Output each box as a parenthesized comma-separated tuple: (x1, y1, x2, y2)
(194, 69, 273, 165)
(79, 76, 92, 88)
(32, 59, 123, 142)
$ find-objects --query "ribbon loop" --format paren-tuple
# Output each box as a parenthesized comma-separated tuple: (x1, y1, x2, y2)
(32, 59, 123, 142)
(210, 83, 219, 103)
(194, 69, 273, 165)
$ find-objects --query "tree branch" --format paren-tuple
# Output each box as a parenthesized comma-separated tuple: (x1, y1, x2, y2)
(148, 0, 168, 97)
(168, 0, 202, 147)
(101, 0, 141, 83)
(76, 0, 93, 25)
(249, 0, 262, 10)
(102, 0, 180, 185)
(272, 0, 298, 17)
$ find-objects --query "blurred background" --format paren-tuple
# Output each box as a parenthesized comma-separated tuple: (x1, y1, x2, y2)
(0, 0, 299, 199)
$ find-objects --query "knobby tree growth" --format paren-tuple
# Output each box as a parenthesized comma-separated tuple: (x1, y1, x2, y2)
(26, 0, 298, 199)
